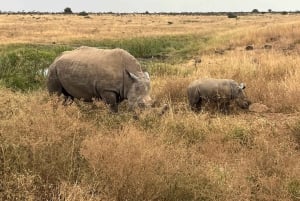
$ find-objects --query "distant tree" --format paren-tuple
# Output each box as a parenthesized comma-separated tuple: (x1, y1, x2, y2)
(78, 11, 88, 16)
(227, 13, 238, 18)
(144, 11, 150, 14)
(252, 9, 259, 13)
(268, 9, 272, 13)
(64, 7, 72, 14)
(281, 11, 288, 15)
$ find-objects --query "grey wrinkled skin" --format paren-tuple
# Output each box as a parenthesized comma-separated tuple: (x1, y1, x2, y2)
(47, 46, 152, 112)
(187, 78, 250, 113)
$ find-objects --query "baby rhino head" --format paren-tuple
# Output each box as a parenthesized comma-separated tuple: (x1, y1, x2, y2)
(127, 71, 152, 110)
(234, 83, 251, 109)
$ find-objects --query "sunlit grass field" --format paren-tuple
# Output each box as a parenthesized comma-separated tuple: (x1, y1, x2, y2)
(1, 13, 300, 200)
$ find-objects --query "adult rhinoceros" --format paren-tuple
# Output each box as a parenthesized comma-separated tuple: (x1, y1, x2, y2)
(187, 78, 250, 113)
(47, 46, 152, 112)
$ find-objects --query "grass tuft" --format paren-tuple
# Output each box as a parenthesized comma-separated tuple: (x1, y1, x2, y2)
(288, 180, 300, 201)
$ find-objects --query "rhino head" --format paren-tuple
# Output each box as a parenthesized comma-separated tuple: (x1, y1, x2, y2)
(234, 83, 251, 109)
(127, 71, 152, 111)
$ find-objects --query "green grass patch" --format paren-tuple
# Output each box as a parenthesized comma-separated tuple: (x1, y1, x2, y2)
(0, 44, 70, 91)
(288, 179, 300, 201)
(72, 34, 211, 60)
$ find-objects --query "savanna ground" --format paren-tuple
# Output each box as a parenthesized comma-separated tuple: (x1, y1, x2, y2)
(0, 13, 300, 200)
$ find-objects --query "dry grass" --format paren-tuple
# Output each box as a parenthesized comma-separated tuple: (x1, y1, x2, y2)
(1, 88, 299, 200)
(0, 14, 220, 44)
(188, 50, 300, 112)
(1, 14, 300, 200)
(0, 14, 299, 45)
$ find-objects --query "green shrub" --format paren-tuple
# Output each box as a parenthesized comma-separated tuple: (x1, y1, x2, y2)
(78, 11, 88, 16)
(64, 7, 73, 14)
(227, 13, 238, 18)
(0, 45, 69, 91)
(288, 180, 300, 201)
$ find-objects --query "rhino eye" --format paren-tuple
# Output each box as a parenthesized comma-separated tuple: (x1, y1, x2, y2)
(135, 85, 142, 91)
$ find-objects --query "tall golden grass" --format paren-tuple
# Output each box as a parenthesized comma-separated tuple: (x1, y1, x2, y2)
(0, 14, 299, 45)
(1, 14, 300, 200)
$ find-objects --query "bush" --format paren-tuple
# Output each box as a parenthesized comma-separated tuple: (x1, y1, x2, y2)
(64, 7, 72, 14)
(227, 13, 238, 18)
(78, 11, 88, 16)
(288, 180, 300, 200)
(0, 45, 69, 91)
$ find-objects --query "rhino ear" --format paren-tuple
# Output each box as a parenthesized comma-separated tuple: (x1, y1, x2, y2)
(239, 83, 246, 90)
(144, 72, 150, 80)
(128, 72, 140, 81)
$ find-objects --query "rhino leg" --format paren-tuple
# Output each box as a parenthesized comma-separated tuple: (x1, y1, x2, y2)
(189, 96, 202, 112)
(61, 88, 74, 105)
(47, 70, 74, 105)
(102, 91, 118, 113)
(47, 72, 62, 96)
(219, 101, 230, 114)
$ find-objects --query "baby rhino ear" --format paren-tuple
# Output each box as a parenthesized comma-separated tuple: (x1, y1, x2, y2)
(144, 72, 150, 80)
(239, 83, 246, 90)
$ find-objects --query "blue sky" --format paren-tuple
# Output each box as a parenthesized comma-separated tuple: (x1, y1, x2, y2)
(1, 0, 299, 13)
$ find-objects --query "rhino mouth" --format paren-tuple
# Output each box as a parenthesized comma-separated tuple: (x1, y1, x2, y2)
(137, 99, 153, 108)
(238, 100, 251, 109)
(138, 102, 147, 108)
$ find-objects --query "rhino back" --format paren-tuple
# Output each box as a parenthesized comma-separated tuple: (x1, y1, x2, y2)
(191, 78, 237, 100)
(52, 47, 142, 100)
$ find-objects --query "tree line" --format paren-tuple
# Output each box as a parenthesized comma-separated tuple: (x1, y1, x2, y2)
(0, 7, 298, 16)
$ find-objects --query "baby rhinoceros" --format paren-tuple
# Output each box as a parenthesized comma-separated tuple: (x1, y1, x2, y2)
(187, 78, 250, 113)
(47, 46, 152, 112)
